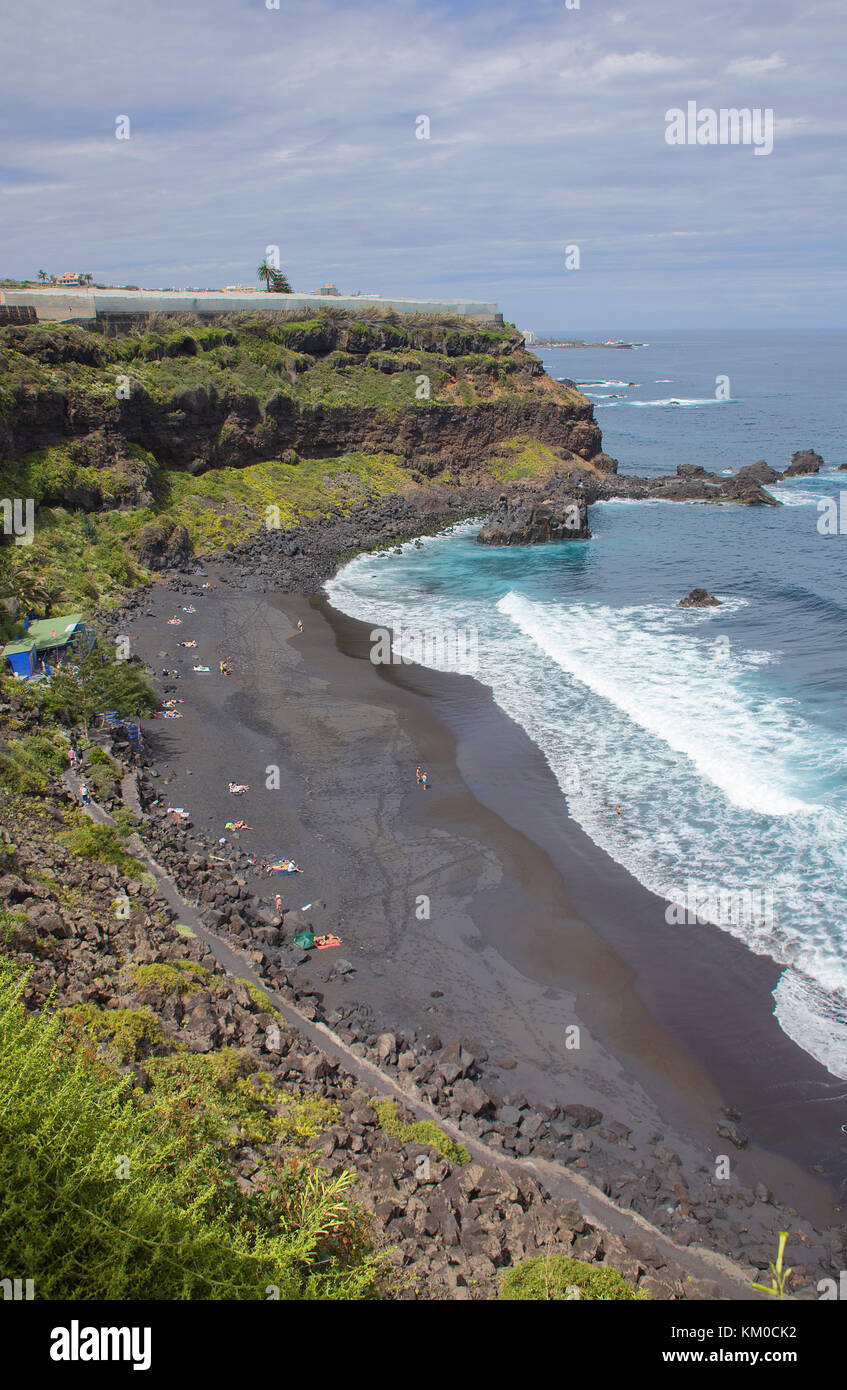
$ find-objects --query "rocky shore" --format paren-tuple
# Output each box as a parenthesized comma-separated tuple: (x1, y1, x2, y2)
(77, 563, 844, 1299)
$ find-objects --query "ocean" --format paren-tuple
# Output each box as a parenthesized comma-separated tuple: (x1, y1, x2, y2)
(325, 331, 847, 1080)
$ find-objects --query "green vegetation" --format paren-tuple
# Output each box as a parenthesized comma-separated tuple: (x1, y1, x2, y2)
(0, 962, 381, 1298)
(0, 312, 591, 615)
(498, 1254, 644, 1301)
(59, 815, 147, 878)
(370, 1098, 470, 1166)
(130, 961, 217, 997)
(751, 1232, 793, 1299)
(62, 1001, 167, 1063)
(44, 637, 157, 733)
(0, 730, 68, 794)
(486, 436, 578, 482)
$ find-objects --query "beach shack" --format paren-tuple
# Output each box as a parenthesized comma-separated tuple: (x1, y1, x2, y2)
(1, 614, 89, 679)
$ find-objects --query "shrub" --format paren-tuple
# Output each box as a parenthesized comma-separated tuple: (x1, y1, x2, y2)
(370, 1098, 470, 1165)
(0, 964, 381, 1298)
(498, 1255, 644, 1301)
(60, 815, 146, 876)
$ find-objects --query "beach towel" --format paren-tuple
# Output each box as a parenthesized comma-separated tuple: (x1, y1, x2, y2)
(193, 665, 210, 672)
(314, 934, 341, 950)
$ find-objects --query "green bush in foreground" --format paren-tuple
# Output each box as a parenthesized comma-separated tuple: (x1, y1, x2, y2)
(0, 961, 381, 1299)
(371, 1097, 470, 1166)
(59, 815, 147, 877)
(499, 1254, 644, 1301)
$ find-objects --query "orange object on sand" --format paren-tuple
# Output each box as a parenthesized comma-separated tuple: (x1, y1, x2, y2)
(314, 934, 341, 950)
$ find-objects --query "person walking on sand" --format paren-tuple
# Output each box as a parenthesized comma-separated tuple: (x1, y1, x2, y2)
(274, 894, 284, 917)
(297, 619, 303, 634)
(421, 771, 429, 789)
(416, 766, 422, 785)
(219, 660, 228, 675)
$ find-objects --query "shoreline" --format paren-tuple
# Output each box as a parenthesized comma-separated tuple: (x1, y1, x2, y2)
(114, 565, 845, 1280)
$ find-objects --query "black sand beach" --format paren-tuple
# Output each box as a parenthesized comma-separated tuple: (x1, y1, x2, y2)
(122, 568, 846, 1252)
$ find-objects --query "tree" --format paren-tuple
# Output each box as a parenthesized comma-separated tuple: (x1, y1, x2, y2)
(0, 561, 58, 620)
(47, 636, 157, 736)
(80, 272, 94, 285)
(257, 260, 275, 292)
(269, 268, 292, 293)
(37, 269, 48, 282)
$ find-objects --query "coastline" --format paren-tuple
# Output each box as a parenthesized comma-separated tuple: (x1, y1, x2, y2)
(118, 564, 845, 1279)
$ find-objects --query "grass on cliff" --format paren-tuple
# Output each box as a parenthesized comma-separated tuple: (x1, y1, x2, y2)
(499, 1254, 644, 1301)
(154, 450, 412, 552)
(370, 1097, 470, 1166)
(0, 960, 382, 1299)
(0, 314, 588, 618)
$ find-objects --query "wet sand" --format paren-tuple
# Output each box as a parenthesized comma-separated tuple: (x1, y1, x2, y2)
(126, 570, 846, 1229)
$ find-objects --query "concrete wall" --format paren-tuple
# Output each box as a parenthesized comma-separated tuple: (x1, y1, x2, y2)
(0, 288, 502, 326)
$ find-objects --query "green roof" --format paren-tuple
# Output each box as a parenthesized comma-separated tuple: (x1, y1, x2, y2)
(2, 615, 86, 660)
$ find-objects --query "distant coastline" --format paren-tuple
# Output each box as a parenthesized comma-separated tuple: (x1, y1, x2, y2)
(532, 337, 645, 349)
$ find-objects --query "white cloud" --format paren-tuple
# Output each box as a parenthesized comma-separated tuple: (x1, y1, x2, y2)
(724, 53, 787, 77)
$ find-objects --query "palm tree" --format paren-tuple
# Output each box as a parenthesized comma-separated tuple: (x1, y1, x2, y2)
(80, 272, 93, 286)
(257, 260, 275, 292)
(37, 269, 47, 282)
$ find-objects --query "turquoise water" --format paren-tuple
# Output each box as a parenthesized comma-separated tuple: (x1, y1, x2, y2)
(326, 333, 847, 1078)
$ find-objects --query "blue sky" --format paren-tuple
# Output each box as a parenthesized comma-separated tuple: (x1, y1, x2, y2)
(1, 0, 844, 328)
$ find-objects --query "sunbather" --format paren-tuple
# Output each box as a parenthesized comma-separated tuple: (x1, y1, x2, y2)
(228, 782, 249, 794)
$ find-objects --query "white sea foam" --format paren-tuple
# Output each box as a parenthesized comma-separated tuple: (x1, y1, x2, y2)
(327, 542, 847, 1078)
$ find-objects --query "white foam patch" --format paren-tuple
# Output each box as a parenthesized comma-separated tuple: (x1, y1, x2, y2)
(773, 970, 847, 1079)
(497, 592, 818, 816)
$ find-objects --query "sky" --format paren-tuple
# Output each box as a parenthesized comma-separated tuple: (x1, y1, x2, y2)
(1, 0, 845, 329)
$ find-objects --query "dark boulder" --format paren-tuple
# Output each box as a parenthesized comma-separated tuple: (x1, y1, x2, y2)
(734, 460, 780, 484)
(784, 449, 824, 476)
(135, 520, 192, 571)
(678, 589, 721, 608)
(477, 496, 589, 545)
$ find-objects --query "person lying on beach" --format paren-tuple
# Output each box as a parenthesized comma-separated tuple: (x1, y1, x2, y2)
(167, 618, 182, 626)
(225, 820, 251, 830)
(166, 807, 190, 820)
(314, 934, 341, 950)
(160, 711, 183, 719)
(178, 640, 197, 648)
(183, 605, 196, 613)
(228, 782, 249, 794)
(268, 860, 301, 873)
